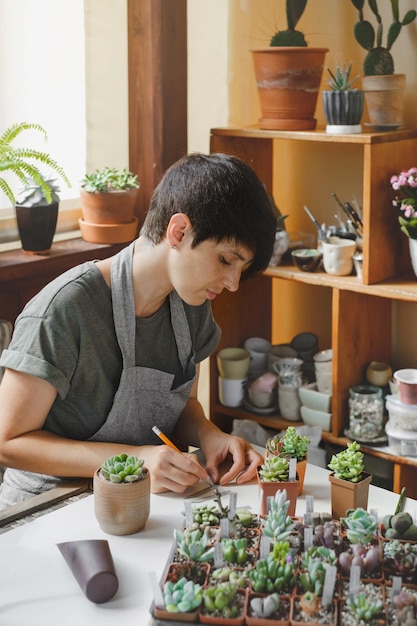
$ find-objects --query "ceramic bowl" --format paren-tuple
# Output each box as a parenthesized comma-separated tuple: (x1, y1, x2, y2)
(291, 248, 322, 272)
(300, 405, 332, 431)
(299, 383, 332, 413)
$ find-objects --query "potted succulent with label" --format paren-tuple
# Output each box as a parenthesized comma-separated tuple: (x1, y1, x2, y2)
(0, 122, 70, 254)
(350, 0, 417, 128)
(265, 427, 310, 494)
(93, 452, 150, 536)
(327, 440, 372, 519)
(322, 63, 364, 134)
(79, 166, 140, 244)
(258, 453, 299, 516)
(251, 0, 328, 130)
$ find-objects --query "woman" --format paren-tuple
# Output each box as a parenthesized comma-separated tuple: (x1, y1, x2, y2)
(0, 152, 277, 507)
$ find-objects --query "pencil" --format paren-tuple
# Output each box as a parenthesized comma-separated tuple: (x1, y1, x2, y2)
(152, 425, 181, 452)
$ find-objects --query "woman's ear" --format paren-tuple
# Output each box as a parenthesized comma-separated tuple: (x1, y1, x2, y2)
(166, 213, 192, 248)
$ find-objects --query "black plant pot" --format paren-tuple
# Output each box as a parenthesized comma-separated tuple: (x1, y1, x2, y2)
(322, 90, 364, 134)
(15, 202, 59, 254)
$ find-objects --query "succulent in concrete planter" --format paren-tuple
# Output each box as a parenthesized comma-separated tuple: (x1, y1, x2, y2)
(93, 452, 150, 535)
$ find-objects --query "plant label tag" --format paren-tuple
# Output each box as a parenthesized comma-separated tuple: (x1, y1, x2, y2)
(228, 492, 237, 520)
(322, 565, 337, 607)
(304, 527, 313, 551)
(214, 542, 223, 569)
(149, 571, 165, 609)
(260, 535, 270, 560)
(392, 576, 402, 596)
(184, 501, 193, 528)
(304, 495, 314, 524)
(220, 517, 230, 538)
(289, 458, 296, 481)
(349, 564, 361, 597)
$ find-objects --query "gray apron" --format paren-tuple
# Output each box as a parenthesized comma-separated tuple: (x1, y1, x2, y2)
(0, 242, 196, 507)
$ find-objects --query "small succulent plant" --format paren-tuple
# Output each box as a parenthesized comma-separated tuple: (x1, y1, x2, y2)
(247, 540, 296, 593)
(201, 583, 244, 619)
(342, 507, 378, 544)
(262, 489, 297, 541)
(174, 527, 215, 563)
(100, 453, 147, 483)
(81, 166, 139, 193)
(350, 0, 417, 76)
(298, 546, 337, 596)
(250, 592, 281, 618)
(327, 440, 364, 482)
(259, 454, 290, 482)
(279, 426, 310, 461)
(162, 577, 203, 613)
(325, 63, 359, 91)
(338, 542, 381, 577)
(270, 0, 308, 47)
(347, 590, 384, 621)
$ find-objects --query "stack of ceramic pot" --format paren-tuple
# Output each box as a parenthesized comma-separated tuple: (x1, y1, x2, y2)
(385, 368, 417, 456)
(273, 357, 304, 421)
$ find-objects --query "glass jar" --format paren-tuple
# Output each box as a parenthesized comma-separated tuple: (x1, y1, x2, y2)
(348, 384, 384, 440)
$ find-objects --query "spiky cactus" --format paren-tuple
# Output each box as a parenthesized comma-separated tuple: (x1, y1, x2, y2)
(350, 0, 417, 75)
(270, 0, 308, 47)
(100, 453, 147, 483)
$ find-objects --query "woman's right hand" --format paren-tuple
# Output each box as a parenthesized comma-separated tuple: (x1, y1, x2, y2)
(138, 445, 210, 493)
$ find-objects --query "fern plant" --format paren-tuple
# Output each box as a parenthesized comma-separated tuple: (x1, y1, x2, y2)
(0, 122, 69, 205)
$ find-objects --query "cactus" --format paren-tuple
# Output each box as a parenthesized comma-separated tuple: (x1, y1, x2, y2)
(342, 507, 378, 544)
(262, 489, 297, 541)
(100, 453, 147, 483)
(327, 440, 364, 483)
(350, 0, 417, 75)
(270, 0, 308, 47)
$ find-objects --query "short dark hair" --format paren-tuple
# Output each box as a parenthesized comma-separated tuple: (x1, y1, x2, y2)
(141, 152, 276, 278)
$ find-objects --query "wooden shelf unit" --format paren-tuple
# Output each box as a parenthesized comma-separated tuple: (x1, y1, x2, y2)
(209, 126, 417, 498)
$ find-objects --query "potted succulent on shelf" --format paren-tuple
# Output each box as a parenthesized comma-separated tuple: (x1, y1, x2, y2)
(350, 0, 417, 128)
(265, 426, 310, 494)
(322, 63, 364, 134)
(93, 452, 150, 536)
(327, 440, 372, 519)
(79, 166, 140, 244)
(0, 122, 70, 254)
(250, 0, 328, 130)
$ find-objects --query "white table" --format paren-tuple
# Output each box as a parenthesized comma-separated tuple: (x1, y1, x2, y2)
(0, 464, 415, 625)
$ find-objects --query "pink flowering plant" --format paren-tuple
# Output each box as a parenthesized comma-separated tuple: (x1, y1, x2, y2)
(390, 167, 417, 239)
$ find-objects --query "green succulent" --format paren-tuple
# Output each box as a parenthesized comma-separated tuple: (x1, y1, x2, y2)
(174, 527, 215, 563)
(262, 488, 297, 541)
(16, 176, 62, 207)
(81, 166, 139, 193)
(247, 540, 296, 594)
(0, 121, 70, 205)
(100, 453, 147, 483)
(162, 577, 203, 613)
(327, 440, 364, 483)
(350, 0, 417, 76)
(259, 455, 290, 482)
(202, 583, 243, 619)
(325, 63, 360, 91)
(250, 593, 280, 618)
(279, 426, 310, 461)
(270, 0, 308, 47)
(342, 507, 378, 544)
(347, 591, 384, 621)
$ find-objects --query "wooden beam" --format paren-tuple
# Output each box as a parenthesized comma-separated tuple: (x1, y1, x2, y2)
(127, 0, 188, 225)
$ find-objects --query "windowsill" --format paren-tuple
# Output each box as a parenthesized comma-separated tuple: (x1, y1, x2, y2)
(0, 229, 82, 253)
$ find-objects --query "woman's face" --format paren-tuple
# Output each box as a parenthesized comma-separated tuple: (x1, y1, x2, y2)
(171, 235, 254, 306)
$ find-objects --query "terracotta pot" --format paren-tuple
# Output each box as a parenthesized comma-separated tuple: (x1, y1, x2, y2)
(93, 468, 150, 535)
(80, 187, 138, 224)
(362, 73, 406, 128)
(328, 471, 372, 520)
(15, 202, 59, 255)
(257, 473, 299, 517)
(297, 457, 307, 495)
(78, 216, 139, 244)
(251, 47, 328, 130)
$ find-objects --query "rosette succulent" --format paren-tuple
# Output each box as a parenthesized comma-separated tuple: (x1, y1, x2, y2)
(100, 453, 147, 483)
(327, 440, 364, 482)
